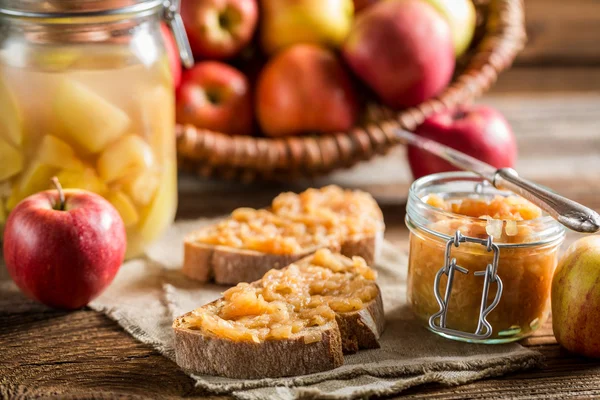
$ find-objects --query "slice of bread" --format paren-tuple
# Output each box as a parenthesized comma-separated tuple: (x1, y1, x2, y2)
(173, 250, 385, 379)
(174, 311, 344, 379)
(183, 185, 384, 285)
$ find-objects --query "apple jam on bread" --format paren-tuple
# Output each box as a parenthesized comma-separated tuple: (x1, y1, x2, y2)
(173, 249, 384, 378)
(183, 185, 384, 285)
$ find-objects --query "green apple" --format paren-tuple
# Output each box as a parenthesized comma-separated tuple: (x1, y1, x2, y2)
(422, 0, 476, 56)
(260, 0, 354, 55)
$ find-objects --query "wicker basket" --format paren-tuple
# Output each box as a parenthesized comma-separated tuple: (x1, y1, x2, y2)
(176, 0, 526, 182)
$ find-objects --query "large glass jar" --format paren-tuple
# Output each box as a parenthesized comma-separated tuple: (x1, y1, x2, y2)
(405, 172, 565, 343)
(0, 1, 189, 258)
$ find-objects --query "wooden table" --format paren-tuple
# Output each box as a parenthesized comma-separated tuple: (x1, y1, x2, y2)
(3, 0, 600, 397)
(3, 92, 600, 399)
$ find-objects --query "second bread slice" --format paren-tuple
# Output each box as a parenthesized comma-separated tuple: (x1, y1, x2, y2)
(183, 185, 385, 285)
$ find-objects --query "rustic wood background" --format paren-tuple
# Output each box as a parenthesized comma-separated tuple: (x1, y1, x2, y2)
(3, 0, 600, 398)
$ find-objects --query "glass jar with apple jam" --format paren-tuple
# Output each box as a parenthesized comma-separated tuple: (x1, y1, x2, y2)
(0, 1, 192, 257)
(405, 172, 565, 344)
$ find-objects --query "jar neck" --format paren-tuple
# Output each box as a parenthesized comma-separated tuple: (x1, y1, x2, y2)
(0, 0, 164, 22)
(0, 12, 164, 72)
(406, 172, 566, 247)
(2, 13, 160, 44)
(0, 0, 163, 46)
(0, 0, 192, 68)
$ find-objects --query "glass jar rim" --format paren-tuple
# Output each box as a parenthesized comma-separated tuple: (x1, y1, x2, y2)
(0, 0, 164, 20)
(406, 171, 566, 248)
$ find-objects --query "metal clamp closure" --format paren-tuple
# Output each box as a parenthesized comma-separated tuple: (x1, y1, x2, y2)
(163, 0, 194, 68)
(429, 231, 503, 340)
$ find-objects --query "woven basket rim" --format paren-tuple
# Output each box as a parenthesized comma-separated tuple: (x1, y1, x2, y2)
(176, 0, 526, 182)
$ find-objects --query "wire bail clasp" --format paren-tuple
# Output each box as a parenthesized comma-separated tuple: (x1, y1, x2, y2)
(429, 231, 503, 340)
(163, 0, 194, 68)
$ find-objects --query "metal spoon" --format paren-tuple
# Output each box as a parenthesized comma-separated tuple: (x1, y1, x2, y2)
(394, 129, 600, 233)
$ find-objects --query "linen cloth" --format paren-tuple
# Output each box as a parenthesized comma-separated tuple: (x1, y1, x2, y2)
(1, 218, 543, 399)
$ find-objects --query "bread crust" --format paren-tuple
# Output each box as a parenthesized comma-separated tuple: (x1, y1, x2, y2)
(340, 229, 383, 267)
(173, 317, 344, 379)
(183, 239, 342, 285)
(336, 288, 385, 353)
(173, 277, 385, 378)
(183, 231, 381, 285)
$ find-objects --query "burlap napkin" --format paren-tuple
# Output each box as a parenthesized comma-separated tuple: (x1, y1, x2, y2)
(1, 219, 543, 399)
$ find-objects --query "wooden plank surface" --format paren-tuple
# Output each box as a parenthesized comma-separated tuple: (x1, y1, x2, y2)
(2, 198, 599, 399)
(3, 1, 600, 395)
(517, 0, 600, 66)
(3, 82, 600, 398)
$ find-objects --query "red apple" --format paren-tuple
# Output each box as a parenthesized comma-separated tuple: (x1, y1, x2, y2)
(160, 23, 182, 88)
(176, 61, 253, 136)
(3, 179, 126, 310)
(342, 0, 455, 109)
(181, 0, 258, 60)
(256, 44, 359, 137)
(408, 105, 517, 179)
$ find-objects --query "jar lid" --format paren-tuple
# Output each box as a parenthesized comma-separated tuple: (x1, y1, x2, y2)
(0, 0, 194, 68)
(405, 171, 566, 248)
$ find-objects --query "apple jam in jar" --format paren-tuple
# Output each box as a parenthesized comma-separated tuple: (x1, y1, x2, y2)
(405, 172, 565, 343)
(0, 1, 192, 257)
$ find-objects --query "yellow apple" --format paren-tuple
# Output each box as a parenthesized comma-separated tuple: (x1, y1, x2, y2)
(260, 0, 354, 55)
(53, 78, 130, 153)
(422, 0, 476, 56)
(96, 134, 155, 183)
(0, 77, 22, 147)
(106, 191, 139, 227)
(0, 139, 23, 180)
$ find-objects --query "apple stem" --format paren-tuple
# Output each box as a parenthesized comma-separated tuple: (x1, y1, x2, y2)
(51, 176, 66, 211)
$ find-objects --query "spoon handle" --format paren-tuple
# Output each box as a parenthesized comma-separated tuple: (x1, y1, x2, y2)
(493, 168, 600, 233)
(393, 128, 600, 233)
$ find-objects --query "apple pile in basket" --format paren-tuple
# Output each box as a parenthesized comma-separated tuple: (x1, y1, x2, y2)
(168, 0, 476, 139)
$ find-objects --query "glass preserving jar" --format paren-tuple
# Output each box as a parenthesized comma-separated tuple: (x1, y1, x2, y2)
(0, 0, 192, 258)
(405, 172, 565, 344)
